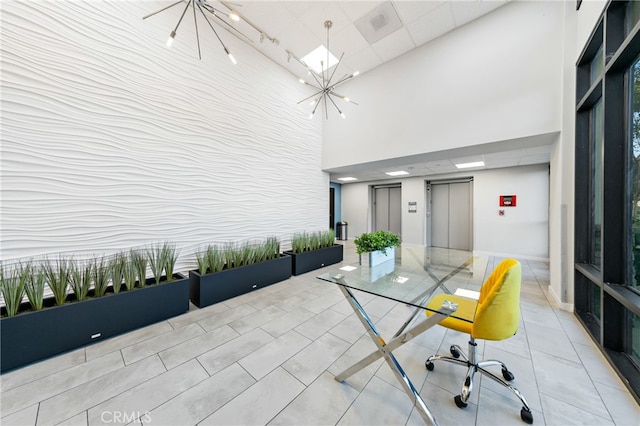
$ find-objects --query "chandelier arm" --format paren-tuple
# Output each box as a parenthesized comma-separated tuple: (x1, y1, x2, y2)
(200, 3, 253, 43)
(310, 95, 322, 116)
(330, 91, 359, 105)
(324, 93, 329, 119)
(219, 0, 278, 44)
(210, 14, 254, 43)
(327, 52, 344, 85)
(171, 0, 193, 35)
(200, 2, 227, 15)
(193, 1, 202, 60)
(142, 0, 185, 20)
(305, 66, 325, 88)
(196, 3, 228, 52)
(297, 89, 324, 104)
(325, 23, 330, 86)
(333, 72, 356, 85)
(327, 93, 344, 117)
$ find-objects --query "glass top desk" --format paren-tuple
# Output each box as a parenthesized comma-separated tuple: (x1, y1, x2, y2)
(317, 246, 489, 426)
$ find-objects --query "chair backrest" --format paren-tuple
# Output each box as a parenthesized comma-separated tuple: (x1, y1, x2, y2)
(471, 258, 522, 341)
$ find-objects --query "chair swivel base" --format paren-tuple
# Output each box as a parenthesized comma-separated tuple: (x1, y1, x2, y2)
(425, 342, 533, 424)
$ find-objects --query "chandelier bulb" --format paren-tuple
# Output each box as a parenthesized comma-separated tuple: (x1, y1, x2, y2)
(309, 112, 315, 119)
(343, 97, 350, 102)
(340, 112, 346, 119)
(229, 11, 240, 22)
(166, 30, 176, 48)
(353, 71, 360, 77)
(224, 47, 237, 65)
(298, 78, 305, 84)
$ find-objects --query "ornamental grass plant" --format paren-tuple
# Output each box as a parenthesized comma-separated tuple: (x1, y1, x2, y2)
(44, 257, 72, 306)
(291, 229, 335, 254)
(70, 260, 93, 302)
(195, 237, 281, 275)
(25, 263, 45, 311)
(1, 242, 185, 318)
(0, 266, 26, 317)
(109, 253, 126, 293)
(92, 257, 111, 297)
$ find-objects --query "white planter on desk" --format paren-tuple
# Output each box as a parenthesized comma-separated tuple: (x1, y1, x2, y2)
(360, 246, 395, 267)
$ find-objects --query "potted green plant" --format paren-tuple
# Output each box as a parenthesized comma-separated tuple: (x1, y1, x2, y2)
(0, 242, 189, 372)
(354, 230, 401, 266)
(283, 230, 343, 275)
(189, 237, 292, 308)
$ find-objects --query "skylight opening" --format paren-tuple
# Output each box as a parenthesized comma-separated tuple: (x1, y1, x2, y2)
(301, 45, 339, 74)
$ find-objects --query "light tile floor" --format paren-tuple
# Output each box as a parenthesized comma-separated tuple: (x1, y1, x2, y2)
(1, 242, 639, 425)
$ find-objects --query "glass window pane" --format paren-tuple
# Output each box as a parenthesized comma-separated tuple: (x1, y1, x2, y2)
(591, 280, 601, 321)
(633, 312, 640, 365)
(632, 59, 640, 289)
(590, 47, 603, 85)
(628, 1, 640, 36)
(592, 100, 603, 269)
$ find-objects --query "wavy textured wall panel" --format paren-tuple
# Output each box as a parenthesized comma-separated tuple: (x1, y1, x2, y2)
(1, 0, 326, 272)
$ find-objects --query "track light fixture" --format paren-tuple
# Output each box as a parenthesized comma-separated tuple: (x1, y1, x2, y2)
(287, 20, 359, 120)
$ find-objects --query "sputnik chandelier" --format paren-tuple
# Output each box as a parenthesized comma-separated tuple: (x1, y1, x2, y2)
(143, 0, 278, 63)
(287, 21, 359, 120)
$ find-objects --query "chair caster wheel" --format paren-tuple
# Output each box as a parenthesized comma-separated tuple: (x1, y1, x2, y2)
(425, 361, 434, 371)
(502, 368, 515, 381)
(450, 346, 460, 358)
(454, 395, 467, 408)
(520, 407, 533, 424)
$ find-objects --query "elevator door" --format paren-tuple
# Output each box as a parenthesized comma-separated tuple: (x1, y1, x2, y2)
(430, 181, 471, 250)
(374, 186, 401, 235)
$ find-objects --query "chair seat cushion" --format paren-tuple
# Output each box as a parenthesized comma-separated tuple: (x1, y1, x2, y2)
(426, 293, 477, 334)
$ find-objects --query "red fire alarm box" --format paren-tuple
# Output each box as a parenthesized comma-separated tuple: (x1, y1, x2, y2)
(500, 195, 516, 207)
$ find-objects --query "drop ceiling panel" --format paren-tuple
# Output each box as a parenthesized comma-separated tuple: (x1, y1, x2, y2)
(371, 27, 415, 62)
(405, 3, 456, 46)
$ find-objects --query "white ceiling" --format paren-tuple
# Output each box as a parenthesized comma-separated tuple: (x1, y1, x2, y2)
(183, 1, 552, 182)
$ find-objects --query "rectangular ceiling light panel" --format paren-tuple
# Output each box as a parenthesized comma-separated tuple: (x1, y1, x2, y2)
(455, 161, 485, 169)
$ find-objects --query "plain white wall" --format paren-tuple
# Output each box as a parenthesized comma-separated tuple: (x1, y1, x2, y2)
(1, 1, 326, 272)
(473, 165, 549, 260)
(322, 0, 563, 170)
(341, 164, 549, 260)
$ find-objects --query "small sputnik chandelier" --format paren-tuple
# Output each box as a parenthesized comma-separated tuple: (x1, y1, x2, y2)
(288, 20, 359, 119)
(143, 0, 253, 64)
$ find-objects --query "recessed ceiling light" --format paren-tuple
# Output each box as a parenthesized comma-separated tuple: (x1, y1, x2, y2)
(385, 171, 409, 176)
(338, 177, 358, 181)
(301, 45, 338, 74)
(455, 161, 485, 169)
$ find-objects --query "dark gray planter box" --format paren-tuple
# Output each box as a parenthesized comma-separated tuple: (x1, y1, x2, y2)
(284, 244, 343, 276)
(189, 255, 292, 308)
(0, 275, 190, 372)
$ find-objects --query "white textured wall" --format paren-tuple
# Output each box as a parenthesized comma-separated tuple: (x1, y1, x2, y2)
(0, 0, 326, 272)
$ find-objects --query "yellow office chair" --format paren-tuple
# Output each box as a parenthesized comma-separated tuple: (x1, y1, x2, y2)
(425, 258, 533, 424)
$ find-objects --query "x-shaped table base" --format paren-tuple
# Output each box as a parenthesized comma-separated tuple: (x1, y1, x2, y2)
(334, 285, 457, 426)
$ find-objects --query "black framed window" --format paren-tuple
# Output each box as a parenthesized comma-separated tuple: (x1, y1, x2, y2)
(575, 0, 640, 403)
(591, 99, 603, 270)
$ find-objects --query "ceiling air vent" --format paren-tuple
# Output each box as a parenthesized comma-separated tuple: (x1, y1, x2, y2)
(354, 2, 403, 45)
